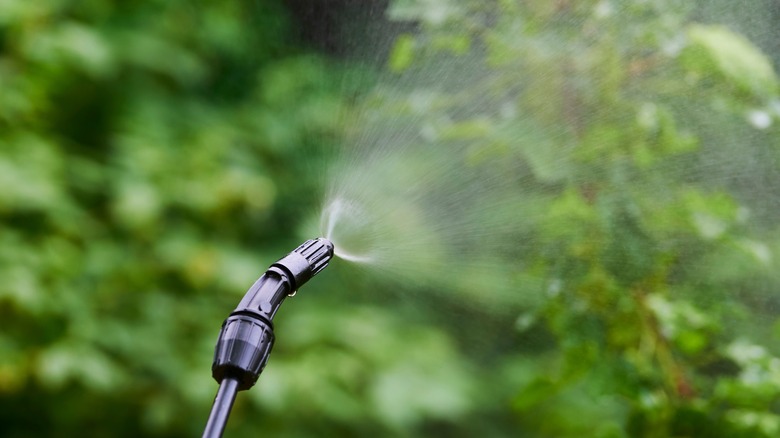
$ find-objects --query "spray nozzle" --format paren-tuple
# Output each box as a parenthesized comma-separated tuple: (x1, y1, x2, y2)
(204, 238, 334, 437)
(273, 237, 334, 293)
(211, 238, 334, 389)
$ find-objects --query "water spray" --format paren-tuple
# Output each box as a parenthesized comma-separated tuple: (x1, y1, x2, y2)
(202, 238, 335, 438)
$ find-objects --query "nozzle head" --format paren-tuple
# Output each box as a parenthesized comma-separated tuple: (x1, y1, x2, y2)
(271, 238, 334, 291)
(294, 237, 334, 276)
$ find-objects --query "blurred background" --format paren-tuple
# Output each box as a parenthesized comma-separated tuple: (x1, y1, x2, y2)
(1, 0, 780, 437)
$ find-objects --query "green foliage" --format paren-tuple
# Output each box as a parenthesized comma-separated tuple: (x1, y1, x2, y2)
(373, 0, 780, 436)
(0, 0, 350, 436)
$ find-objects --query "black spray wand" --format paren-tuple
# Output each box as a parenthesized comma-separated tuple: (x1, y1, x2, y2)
(202, 238, 335, 438)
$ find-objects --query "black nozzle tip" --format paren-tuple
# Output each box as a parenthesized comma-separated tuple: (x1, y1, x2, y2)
(271, 238, 335, 291)
(294, 238, 334, 277)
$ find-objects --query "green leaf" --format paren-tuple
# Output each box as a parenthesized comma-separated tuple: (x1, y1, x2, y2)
(388, 34, 416, 73)
(685, 24, 778, 98)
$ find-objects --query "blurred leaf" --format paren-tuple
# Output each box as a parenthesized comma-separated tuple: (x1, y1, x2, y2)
(388, 34, 416, 73)
(685, 24, 779, 98)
